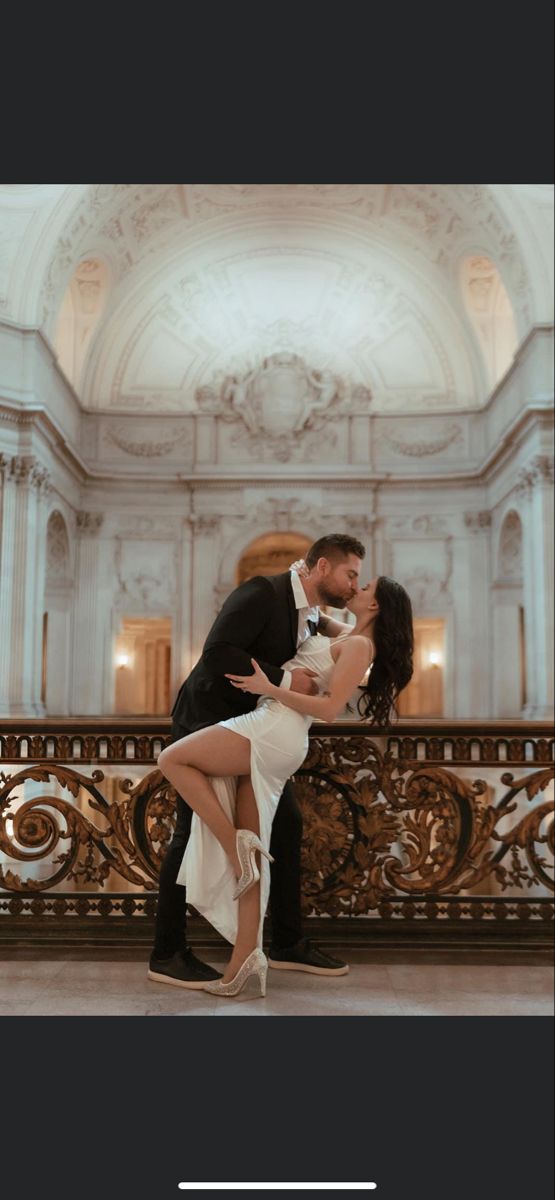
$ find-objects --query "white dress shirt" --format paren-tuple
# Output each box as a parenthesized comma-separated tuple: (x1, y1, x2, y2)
(280, 569, 320, 690)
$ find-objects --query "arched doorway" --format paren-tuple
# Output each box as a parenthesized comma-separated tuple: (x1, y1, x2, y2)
(236, 531, 311, 585)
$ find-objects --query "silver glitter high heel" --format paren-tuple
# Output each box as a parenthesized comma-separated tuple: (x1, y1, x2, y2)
(232, 829, 274, 901)
(203, 948, 268, 998)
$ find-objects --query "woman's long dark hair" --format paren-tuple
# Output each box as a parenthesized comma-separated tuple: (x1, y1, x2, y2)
(357, 576, 414, 726)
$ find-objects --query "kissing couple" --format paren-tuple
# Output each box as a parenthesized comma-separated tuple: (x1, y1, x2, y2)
(149, 533, 414, 999)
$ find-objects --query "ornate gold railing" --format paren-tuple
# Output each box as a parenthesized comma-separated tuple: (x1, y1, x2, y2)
(0, 718, 553, 948)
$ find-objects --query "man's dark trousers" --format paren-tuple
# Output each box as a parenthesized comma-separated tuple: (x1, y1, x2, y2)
(152, 718, 303, 957)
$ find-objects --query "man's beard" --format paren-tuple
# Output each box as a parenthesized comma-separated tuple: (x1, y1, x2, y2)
(317, 584, 351, 608)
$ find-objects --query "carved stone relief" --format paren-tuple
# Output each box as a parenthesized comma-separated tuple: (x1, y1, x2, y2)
(46, 511, 71, 587)
(464, 511, 492, 533)
(380, 423, 463, 457)
(9, 455, 51, 494)
(103, 425, 193, 459)
(498, 511, 523, 580)
(516, 454, 555, 495)
(76, 511, 104, 537)
(388, 532, 453, 610)
(113, 538, 177, 611)
(388, 515, 450, 536)
(110, 517, 181, 540)
(196, 353, 370, 463)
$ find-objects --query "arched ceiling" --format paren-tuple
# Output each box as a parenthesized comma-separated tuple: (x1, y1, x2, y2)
(0, 183, 552, 414)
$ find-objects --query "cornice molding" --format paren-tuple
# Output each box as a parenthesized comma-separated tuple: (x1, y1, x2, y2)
(1, 324, 552, 491)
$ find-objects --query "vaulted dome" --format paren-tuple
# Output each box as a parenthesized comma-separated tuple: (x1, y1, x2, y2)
(1, 184, 552, 414)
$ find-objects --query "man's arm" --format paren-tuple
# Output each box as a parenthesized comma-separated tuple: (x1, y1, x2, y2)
(202, 576, 285, 687)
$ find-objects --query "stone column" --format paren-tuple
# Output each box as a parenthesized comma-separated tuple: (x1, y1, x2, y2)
(3, 456, 51, 716)
(173, 514, 194, 695)
(190, 514, 221, 666)
(70, 512, 105, 714)
(517, 455, 554, 718)
(451, 511, 492, 718)
(0, 453, 16, 713)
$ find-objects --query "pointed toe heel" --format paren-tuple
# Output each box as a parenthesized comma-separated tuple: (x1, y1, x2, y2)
(232, 829, 275, 900)
(203, 949, 268, 999)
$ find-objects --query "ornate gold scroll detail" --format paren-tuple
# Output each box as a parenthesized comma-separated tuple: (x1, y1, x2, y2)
(0, 739, 552, 924)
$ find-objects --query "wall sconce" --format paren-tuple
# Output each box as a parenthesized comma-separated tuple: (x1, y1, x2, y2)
(116, 653, 130, 670)
(428, 651, 442, 668)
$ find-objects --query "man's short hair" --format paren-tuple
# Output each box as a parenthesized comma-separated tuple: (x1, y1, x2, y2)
(305, 533, 366, 568)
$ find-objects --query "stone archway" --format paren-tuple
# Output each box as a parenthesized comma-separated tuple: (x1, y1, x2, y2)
(236, 531, 311, 585)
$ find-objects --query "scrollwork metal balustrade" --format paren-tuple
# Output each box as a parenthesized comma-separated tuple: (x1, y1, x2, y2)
(0, 719, 553, 947)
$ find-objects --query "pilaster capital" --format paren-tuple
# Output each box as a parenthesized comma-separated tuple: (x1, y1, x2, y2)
(515, 454, 554, 496)
(9, 455, 51, 495)
(76, 511, 104, 537)
(464, 511, 491, 533)
(332, 513, 377, 538)
(191, 514, 220, 536)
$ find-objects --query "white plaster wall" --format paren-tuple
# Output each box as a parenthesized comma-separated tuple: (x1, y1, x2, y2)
(0, 328, 552, 720)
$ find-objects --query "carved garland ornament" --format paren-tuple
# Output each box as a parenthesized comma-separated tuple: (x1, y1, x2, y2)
(381, 424, 462, 457)
(104, 426, 192, 458)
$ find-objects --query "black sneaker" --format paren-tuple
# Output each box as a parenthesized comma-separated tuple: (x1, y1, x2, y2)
(268, 937, 349, 976)
(147, 948, 223, 990)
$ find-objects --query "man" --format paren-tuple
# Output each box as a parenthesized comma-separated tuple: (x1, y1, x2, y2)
(148, 532, 365, 988)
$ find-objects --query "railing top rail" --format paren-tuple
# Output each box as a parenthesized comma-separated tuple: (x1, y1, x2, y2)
(1, 717, 554, 736)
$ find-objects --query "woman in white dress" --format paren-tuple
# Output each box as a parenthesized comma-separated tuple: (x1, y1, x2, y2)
(157, 574, 413, 998)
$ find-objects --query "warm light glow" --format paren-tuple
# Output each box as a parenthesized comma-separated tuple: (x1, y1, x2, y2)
(116, 653, 129, 669)
(428, 650, 441, 667)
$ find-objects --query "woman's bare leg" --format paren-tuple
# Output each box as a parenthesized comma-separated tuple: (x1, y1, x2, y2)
(158, 727, 267, 982)
(158, 726, 252, 875)
(225, 774, 263, 982)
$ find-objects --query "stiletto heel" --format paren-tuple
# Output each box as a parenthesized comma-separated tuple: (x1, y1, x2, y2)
(203, 948, 268, 998)
(232, 829, 274, 900)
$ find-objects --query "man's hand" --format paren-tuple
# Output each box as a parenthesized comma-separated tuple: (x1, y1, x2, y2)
(290, 668, 319, 696)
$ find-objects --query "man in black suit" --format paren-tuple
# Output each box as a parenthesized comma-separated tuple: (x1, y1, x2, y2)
(148, 533, 365, 987)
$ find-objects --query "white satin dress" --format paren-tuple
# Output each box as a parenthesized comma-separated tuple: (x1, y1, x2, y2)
(176, 634, 338, 945)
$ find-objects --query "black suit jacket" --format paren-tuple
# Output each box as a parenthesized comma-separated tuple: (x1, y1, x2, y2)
(171, 571, 318, 732)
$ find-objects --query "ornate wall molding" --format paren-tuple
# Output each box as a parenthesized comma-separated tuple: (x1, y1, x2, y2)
(110, 516, 181, 540)
(388, 515, 449, 535)
(113, 536, 178, 611)
(380, 423, 462, 457)
(497, 510, 523, 580)
(103, 425, 193, 458)
(46, 511, 71, 588)
(196, 353, 371, 463)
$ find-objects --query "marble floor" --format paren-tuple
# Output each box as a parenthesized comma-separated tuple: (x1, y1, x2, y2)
(0, 948, 553, 1016)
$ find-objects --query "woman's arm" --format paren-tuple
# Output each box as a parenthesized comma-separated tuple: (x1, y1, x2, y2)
(317, 612, 355, 638)
(226, 636, 372, 723)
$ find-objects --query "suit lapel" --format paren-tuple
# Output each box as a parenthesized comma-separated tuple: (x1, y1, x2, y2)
(286, 574, 298, 651)
(268, 572, 300, 655)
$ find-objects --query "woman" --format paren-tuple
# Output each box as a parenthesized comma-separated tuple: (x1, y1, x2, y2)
(157, 574, 413, 999)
